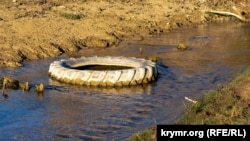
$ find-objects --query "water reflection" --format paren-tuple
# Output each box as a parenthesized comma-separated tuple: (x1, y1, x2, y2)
(48, 78, 154, 95)
(0, 22, 250, 140)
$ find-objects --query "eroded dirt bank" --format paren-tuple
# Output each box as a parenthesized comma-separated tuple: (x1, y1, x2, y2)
(0, 0, 249, 68)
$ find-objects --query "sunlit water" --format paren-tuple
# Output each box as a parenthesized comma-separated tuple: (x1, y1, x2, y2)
(0, 22, 250, 140)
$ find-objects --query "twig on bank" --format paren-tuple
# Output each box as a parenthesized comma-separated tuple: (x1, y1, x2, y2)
(185, 96, 197, 104)
(182, 100, 187, 108)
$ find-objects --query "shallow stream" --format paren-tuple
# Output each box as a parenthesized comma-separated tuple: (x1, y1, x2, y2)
(0, 22, 250, 140)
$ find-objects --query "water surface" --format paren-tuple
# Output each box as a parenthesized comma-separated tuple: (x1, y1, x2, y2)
(0, 22, 250, 140)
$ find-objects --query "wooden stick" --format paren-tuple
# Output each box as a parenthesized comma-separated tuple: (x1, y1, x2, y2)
(2, 79, 7, 97)
(185, 96, 197, 104)
(205, 7, 250, 22)
(140, 47, 143, 55)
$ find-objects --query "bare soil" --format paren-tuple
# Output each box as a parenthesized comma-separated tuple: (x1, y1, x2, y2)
(0, 0, 249, 68)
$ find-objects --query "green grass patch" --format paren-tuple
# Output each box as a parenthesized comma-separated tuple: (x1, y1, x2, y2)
(177, 67, 250, 124)
(128, 67, 250, 139)
(127, 126, 156, 141)
(60, 12, 81, 20)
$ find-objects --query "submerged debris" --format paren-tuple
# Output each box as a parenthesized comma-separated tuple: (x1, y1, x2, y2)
(35, 83, 44, 93)
(0, 76, 19, 89)
(177, 43, 188, 50)
(19, 81, 31, 91)
(1, 76, 43, 98)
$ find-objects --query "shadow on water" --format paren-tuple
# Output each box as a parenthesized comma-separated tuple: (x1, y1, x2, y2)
(0, 22, 250, 140)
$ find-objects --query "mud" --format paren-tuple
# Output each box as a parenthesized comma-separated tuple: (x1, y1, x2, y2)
(0, 0, 249, 68)
(0, 22, 249, 140)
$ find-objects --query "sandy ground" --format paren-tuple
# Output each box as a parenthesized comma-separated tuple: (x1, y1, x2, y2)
(0, 0, 249, 68)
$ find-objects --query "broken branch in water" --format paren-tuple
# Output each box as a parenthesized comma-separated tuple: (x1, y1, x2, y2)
(2, 78, 8, 98)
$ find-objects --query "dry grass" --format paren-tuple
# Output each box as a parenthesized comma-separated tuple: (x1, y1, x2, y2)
(177, 67, 250, 124)
(128, 67, 250, 140)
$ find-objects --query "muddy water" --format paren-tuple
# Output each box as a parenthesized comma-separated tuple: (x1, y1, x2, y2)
(0, 22, 250, 140)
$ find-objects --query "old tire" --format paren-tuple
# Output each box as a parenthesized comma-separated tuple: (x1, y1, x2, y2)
(48, 56, 158, 87)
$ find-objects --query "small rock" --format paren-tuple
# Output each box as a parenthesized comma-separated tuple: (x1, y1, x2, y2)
(140, 47, 143, 55)
(19, 81, 30, 91)
(177, 43, 188, 50)
(149, 56, 161, 62)
(0, 76, 19, 89)
(35, 83, 44, 92)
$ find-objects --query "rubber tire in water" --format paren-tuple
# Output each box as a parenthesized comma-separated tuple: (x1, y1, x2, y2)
(48, 56, 158, 87)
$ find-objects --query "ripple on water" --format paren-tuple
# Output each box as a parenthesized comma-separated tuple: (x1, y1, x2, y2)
(0, 22, 250, 140)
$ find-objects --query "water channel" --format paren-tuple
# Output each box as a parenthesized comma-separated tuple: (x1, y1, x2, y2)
(0, 22, 249, 140)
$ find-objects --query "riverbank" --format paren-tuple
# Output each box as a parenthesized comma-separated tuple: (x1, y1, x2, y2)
(128, 67, 250, 141)
(0, 0, 249, 68)
(1, 0, 250, 140)
(177, 67, 250, 124)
